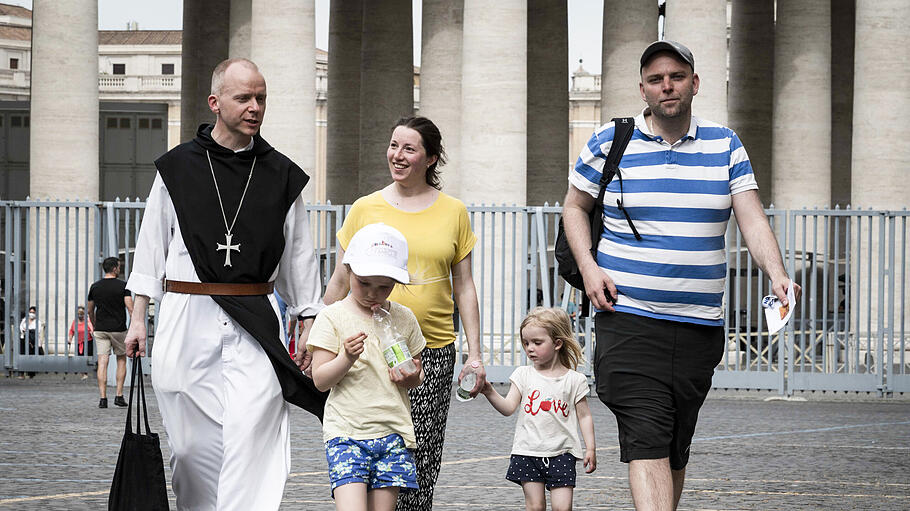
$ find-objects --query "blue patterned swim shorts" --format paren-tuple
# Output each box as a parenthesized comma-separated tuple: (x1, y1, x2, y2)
(325, 434, 418, 496)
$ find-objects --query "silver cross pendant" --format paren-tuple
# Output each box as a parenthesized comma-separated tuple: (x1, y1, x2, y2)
(217, 232, 240, 267)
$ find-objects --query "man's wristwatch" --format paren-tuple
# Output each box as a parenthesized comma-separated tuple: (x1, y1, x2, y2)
(470, 360, 481, 369)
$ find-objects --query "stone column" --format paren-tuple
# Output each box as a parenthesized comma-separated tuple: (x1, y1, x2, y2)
(229, 0, 252, 58)
(30, 0, 98, 200)
(462, 1, 527, 357)
(831, 0, 855, 209)
(28, 0, 99, 353)
(358, 0, 413, 196)
(727, 3, 774, 331)
(251, 0, 317, 202)
(663, 0, 727, 124)
(419, 0, 463, 197)
(181, 0, 230, 143)
(461, 0, 526, 205)
(325, 0, 363, 205)
(852, 0, 907, 208)
(852, 0, 910, 340)
(728, 0, 773, 206)
(167, 102, 181, 150)
(527, 2, 567, 206)
(601, 0, 657, 122)
(772, 0, 830, 209)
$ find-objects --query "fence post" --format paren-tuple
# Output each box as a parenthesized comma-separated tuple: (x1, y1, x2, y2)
(877, 212, 889, 395)
(2, 203, 10, 371)
(534, 207, 551, 308)
(782, 209, 794, 395)
(15, 204, 25, 373)
(519, 207, 530, 359)
(528, 207, 538, 311)
(104, 201, 118, 258)
(885, 212, 896, 395)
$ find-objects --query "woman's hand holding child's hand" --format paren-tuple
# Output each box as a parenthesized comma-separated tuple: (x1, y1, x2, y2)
(342, 332, 367, 360)
(389, 358, 423, 389)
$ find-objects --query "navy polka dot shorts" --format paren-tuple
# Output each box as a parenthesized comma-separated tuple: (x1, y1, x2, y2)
(506, 453, 577, 490)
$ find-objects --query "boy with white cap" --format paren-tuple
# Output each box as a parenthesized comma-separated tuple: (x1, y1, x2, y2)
(308, 223, 426, 511)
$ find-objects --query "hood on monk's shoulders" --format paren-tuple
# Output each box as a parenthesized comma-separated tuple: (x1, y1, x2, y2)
(192, 123, 275, 158)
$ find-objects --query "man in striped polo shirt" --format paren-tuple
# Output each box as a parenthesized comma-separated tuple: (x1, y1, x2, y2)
(563, 40, 800, 510)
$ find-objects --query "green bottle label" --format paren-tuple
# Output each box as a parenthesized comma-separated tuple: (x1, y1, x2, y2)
(383, 341, 410, 368)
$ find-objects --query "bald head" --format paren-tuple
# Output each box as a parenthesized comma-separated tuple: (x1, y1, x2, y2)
(211, 58, 261, 97)
(207, 58, 267, 150)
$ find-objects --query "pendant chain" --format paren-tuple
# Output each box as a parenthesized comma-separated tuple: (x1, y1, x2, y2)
(206, 150, 256, 236)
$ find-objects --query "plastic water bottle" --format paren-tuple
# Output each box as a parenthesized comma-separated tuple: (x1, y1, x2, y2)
(373, 307, 417, 374)
(455, 362, 479, 402)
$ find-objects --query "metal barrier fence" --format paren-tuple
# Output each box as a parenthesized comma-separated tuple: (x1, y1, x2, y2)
(2, 201, 907, 396)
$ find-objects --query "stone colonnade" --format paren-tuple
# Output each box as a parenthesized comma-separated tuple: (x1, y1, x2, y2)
(21, 1, 910, 342)
(22, 1, 906, 212)
(322, 0, 552, 206)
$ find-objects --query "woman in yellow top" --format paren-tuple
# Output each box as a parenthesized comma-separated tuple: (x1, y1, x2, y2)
(323, 116, 484, 510)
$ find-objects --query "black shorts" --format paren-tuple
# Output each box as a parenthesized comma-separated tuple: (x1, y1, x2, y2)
(594, 311, 724, 471)
(506, 453, 576, 490)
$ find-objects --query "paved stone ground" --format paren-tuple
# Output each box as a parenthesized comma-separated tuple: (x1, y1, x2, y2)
(0, 374, 908, 510)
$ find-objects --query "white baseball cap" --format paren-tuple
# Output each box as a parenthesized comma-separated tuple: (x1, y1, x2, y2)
(343, 223, 410, 284)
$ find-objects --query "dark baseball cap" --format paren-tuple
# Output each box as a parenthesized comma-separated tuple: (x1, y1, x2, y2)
(640, 40, 695, 71)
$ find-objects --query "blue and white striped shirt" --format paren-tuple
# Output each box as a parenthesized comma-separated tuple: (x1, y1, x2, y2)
(568, 110, 758, 325)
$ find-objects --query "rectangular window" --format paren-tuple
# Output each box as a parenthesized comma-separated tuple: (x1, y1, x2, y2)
(151, 118, 163, 130)
(161, 63, 174, 75)
(9, 58, 18, 70)
(138, 118, 150, 129)
(112, 63, 126, 75)
(119, 117, 131, 129)
(106, 117, 118, 129)
(11, 116, 21, 127)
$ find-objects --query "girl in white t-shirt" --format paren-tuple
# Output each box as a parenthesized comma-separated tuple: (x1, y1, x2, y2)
(481, 307, 596, 511)
(308, 223, 426, 511)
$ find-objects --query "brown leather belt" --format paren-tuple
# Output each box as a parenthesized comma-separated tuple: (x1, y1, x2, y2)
(164, 279, 274, 296)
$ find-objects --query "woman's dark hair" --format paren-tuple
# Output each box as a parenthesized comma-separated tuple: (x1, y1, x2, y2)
(391, 116, 447, 190)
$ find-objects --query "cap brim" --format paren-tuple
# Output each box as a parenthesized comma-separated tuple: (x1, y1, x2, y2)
(348, 262, 409, 284)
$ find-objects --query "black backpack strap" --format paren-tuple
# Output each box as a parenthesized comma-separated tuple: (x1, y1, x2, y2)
(602, 118, 635, 182)
(590, 117, 636, 250)
(580, 117, 635, 317)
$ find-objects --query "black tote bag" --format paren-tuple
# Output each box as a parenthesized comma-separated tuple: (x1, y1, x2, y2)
(108, 355, 169, 510)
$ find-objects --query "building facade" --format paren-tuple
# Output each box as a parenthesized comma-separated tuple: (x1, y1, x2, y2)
(0, 4, 31, 101)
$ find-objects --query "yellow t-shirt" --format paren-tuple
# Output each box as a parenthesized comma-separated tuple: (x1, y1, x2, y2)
(307, 300, 426, 448)
(337, 191, 477, 349)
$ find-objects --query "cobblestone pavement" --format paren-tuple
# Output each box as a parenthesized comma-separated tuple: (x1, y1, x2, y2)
(1, 374, 908, 510)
